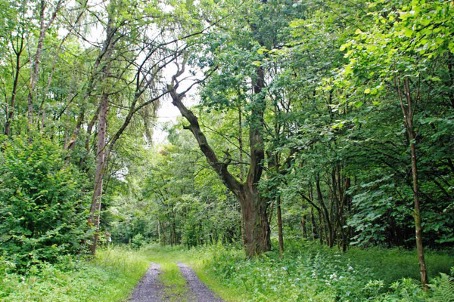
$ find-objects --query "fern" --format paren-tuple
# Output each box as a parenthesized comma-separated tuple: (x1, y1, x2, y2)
(429, 269, 454, 302)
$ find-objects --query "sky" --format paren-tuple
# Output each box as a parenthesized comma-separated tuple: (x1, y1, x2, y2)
(152, 100, 180, 144)
(152, 92, 199, 144)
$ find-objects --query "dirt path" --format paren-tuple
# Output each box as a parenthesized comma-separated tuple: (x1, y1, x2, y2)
(129, 262, 224, 302)
(129, 263, 163, 302)
(177, 263, 224, 302)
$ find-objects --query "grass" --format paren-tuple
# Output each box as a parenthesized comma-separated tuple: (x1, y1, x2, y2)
(346, 245, 454, 285)
(159, 262, 187, 301)
(0, 246, 150, 302)
(142, 244, 192, 301)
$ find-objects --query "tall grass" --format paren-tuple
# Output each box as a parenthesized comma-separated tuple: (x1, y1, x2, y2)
(346, 245, 453, 285)
(0, 246, 149, 302)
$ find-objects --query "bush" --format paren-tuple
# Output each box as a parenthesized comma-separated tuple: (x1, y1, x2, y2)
(131, 233, 147, 249)
(0, 135, 90, 270)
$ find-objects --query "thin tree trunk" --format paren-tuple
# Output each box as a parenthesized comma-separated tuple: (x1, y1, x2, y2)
(238, 105, 245, 182)
(310, 207, 317, 241)
(5, 34, 25, 136)
(88, 92, 108, 255)
(397, 76, 428, 289)
(277, 195, 284, 256)
(316, 174, 334, 247)
(27, 0, 63, 128)
(87, 15, 117, 255)
(268, 150, 284, 255)
(341, 177, 351, 252)
(301, 212, 308, 239)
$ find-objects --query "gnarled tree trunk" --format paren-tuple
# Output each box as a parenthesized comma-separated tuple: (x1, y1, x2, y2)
(239, 183, 271, 256)
(169, 67, 271, 256)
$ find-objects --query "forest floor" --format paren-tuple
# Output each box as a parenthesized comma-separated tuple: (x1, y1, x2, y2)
(129, 262, 224, 302)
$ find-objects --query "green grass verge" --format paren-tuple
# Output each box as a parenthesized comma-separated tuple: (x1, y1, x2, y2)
(346, 245, 454, 285)
(158, 262, 188, 301)
(0, 246, 150, 302)
(192, 241, 454, 302)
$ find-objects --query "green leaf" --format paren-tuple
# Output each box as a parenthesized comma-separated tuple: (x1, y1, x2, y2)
(257, 47, 268, 55)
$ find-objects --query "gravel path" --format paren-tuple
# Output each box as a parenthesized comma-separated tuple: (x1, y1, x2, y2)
(129, 263, 163, 302)
(177, 263, 224, 302)
(129, 262, 224, 302)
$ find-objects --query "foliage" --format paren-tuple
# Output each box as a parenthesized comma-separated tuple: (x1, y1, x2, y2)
(428, 267, 454, 302)
(0, 135, 90, 270)
(109, 121, 241, 247)
(131, 233, 147, 249)
(337, 0, 454, 249)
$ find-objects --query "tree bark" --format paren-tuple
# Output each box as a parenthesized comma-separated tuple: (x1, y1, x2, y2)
(277, 195, 284, 256)
(88, 92, 108, 255)
(238, 184, 271, 256)
(316, 174, 334, 247)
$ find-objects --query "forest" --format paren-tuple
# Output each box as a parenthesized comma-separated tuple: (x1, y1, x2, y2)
(0, 0, 453, 301)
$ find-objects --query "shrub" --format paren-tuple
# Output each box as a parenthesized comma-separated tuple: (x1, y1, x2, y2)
(0, 135, 90, 270)
(131, 233, 147, 249)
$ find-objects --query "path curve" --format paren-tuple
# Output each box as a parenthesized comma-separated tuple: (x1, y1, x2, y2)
(129, 263, 163, 302)
(177, 263, 224, 302)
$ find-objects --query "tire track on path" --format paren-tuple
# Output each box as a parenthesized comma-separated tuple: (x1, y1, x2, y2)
(177, 263, 224, 302)
(129, 263, 163, 302)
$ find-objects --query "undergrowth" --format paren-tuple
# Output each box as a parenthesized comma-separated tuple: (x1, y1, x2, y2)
(194, 241, 454, 302)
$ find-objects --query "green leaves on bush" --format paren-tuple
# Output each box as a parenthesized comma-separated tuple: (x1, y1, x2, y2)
(0, 135, 90, 270)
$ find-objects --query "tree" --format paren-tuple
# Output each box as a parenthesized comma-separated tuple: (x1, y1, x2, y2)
(166, 0, 310, 256)
(76, 0, 202, 254)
